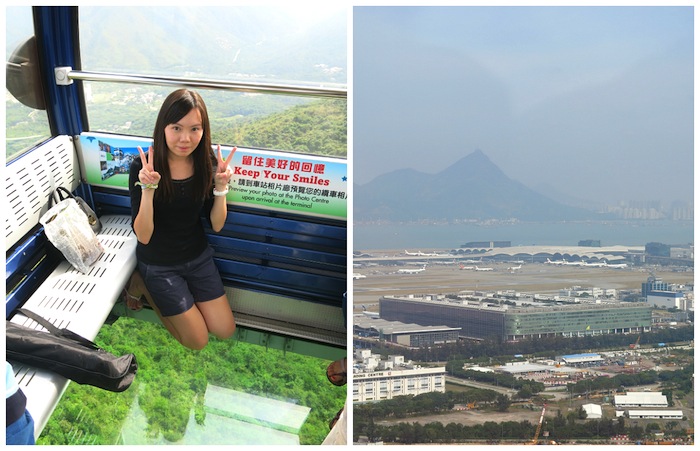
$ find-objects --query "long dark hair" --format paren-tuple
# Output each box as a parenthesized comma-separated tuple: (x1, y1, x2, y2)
(152, 89, 213, 201)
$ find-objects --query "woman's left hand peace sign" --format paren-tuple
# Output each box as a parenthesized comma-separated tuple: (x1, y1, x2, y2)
(214, 144, 236, 189)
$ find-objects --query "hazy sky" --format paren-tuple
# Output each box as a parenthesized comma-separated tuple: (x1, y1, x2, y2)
(353, 6, 693, 205)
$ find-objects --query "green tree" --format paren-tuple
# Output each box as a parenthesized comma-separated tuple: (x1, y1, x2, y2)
(39, 317, 344, 445)
(495, 393, 511, 412)
(576, 405, 588, 420)
(662, 388, 674, 406)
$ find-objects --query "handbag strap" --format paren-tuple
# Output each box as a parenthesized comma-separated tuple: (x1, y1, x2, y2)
(48, 186, 75, 209)
(16, 308, 99, 350)
(16, 308, 61, 335)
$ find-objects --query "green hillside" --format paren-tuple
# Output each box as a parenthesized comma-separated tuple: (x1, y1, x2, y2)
(216, 98, 347, 158)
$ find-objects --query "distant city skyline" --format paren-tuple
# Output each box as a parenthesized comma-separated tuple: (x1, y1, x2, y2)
(353, 5, 693, 205)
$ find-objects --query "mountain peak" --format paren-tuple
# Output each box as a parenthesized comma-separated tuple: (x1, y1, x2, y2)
(438, 149, 504, 180)
(355, 149, 595, 222)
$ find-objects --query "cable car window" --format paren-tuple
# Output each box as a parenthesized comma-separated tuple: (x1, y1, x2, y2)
(5, 6, 52, 161)
(78, 6, 347, 157)
(38, 317, 345, 445)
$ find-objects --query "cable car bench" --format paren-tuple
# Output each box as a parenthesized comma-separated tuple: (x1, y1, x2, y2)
(6, 136, 138, 436)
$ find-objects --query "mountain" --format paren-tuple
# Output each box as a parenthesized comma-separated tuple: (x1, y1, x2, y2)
(354, 150, 597, 222)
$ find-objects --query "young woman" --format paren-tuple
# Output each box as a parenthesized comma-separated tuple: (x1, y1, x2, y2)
(128, 88, 236, 350)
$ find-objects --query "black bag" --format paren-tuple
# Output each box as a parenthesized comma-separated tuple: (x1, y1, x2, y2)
(49, 186, 102, 234)
(6, 309, 137, 393)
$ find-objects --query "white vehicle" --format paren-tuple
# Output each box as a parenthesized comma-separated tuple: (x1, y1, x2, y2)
(353, 273, 367, 279)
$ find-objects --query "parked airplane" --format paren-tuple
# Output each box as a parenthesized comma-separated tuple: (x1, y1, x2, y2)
(582, 261, 606, 268)
(605, 262, 628, 269)
(398, 265, 426, 274)
(360, 304, 379, 318)
(474, 266, 494, 272)
(404, 250, 441, 256)
(546, 258, 564, 266)
(459, 264, 474, 270)
(508, 264, 522, 272)
(353, 273, 367, 279)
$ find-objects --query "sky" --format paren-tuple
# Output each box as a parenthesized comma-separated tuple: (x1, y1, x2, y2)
(352, 5, 694, 206)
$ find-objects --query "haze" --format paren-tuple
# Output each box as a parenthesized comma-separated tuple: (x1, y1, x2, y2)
(353, 6, 693, 206)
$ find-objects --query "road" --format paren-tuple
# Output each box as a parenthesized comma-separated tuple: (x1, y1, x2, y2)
(445, 375, 516, 396)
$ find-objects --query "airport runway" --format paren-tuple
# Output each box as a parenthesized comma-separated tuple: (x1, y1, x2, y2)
(352, 252, 692, 313)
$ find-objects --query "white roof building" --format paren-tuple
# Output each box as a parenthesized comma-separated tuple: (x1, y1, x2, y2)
(627, 410, 684, 420)
(614, 392, 668, 408)
(561, 353, 604, 366)
(583, 403, 603, 419)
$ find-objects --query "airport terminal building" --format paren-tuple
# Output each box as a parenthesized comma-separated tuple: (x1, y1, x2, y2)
(379, 295, 652, 341)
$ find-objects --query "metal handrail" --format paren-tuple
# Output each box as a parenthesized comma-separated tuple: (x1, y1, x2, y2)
(66, 69, 347, 99)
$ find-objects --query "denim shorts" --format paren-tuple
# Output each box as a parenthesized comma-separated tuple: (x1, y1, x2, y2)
(138, 246, 226, 317)
(6, 410, 35, 445)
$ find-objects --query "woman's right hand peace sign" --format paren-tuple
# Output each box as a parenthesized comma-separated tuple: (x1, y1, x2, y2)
(137, 146, 161, 186)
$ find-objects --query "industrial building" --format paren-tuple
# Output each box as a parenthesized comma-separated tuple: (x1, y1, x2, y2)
(379, 295, 652, 341)
(614, 392, 669, 408)
(647, 291, 688, 310)
(643, 276, 692, 310)
(352, 349, 446, 403)
(626, 410, 684, 420)
(583, 404, 603, 419)
(560, 353, 605, 367)
(642, 277, 670, 296)
(494, 361, 584, 386)
(353, 316, 460, 348)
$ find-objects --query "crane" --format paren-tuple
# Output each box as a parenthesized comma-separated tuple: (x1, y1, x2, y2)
(630, 334, 641, 350)
(531, 403, 547, 445)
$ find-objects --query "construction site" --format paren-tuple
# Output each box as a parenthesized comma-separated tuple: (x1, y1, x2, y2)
(370, 339, 693, 445)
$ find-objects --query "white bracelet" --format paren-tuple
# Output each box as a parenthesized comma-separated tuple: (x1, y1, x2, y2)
(213, 185, 229, 197)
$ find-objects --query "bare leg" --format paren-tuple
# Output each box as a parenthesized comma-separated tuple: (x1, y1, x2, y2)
(144, 294, 234, 350)
(124, 270, 148, 310)
(196, 294, 236, 340)
(129, 270, 209, 350)
(127, 270, 234, 349)
(138, 293, 207, 350)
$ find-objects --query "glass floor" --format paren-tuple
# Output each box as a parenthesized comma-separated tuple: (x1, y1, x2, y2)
(36, 316, 346, 445)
